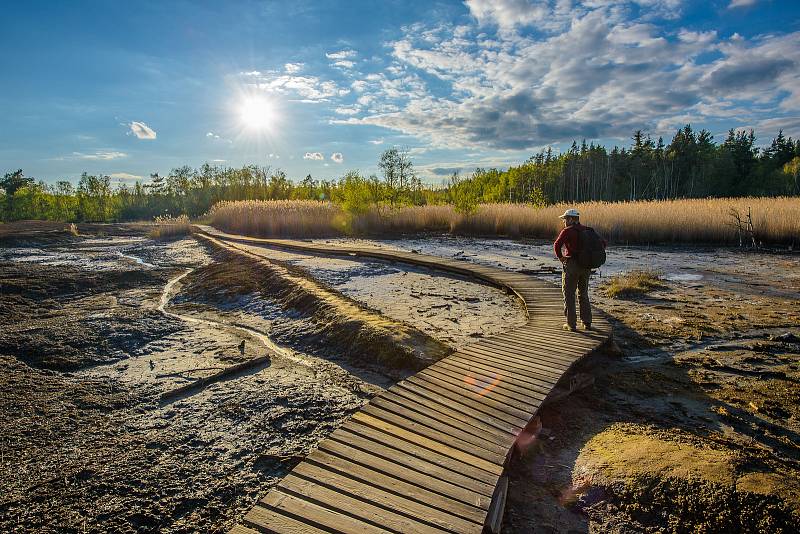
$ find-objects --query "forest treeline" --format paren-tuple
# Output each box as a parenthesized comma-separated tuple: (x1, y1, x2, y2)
(2, 126, 799, 222)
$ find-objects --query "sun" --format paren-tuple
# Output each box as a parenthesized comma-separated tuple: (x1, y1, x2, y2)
(238, 96, 275, 131)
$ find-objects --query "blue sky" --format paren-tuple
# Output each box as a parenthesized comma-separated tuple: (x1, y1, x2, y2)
(1, 0, 799, 186)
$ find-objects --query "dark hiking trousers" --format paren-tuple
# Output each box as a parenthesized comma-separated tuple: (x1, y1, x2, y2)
(562, 258, 592, 328)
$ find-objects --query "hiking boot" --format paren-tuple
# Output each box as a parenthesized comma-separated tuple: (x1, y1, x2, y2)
(563, 323, 577, 332)
(582, 323, 592, 331)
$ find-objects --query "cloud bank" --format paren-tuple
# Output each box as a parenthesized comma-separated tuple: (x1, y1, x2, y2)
(327, 2, 799, 149)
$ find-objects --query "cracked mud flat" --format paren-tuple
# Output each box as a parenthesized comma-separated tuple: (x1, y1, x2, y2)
(0, 223, 528, 533)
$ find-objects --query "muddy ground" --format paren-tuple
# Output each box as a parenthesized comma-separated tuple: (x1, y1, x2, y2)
(1, 222, 798, 533)
(0, 222, 521, 533)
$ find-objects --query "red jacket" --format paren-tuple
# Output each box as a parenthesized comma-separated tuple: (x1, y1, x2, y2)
(554, 223, 606, 260)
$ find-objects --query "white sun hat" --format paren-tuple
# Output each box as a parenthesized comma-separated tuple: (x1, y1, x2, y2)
(558, 208, 580, 219)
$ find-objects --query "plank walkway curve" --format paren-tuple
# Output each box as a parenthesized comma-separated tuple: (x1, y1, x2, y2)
(195, 226, 612, 534)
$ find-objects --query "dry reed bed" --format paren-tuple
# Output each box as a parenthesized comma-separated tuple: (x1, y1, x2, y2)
(208, 198, 800, 245)
(149, 215, 192, 239)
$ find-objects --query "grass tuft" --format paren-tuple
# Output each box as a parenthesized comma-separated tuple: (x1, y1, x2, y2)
(603, 269, 665, 299)
(149, 215, 192, 240)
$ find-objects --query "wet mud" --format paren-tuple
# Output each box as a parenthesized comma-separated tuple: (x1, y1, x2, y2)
(0, 223, 530, 533)
(0, 224, 389, 533)
(3, 222, 798, 533)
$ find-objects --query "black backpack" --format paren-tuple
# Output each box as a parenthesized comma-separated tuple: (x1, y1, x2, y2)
(576, 226, 606, 269)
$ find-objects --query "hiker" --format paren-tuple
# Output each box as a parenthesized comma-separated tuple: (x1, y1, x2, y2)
(553, 209, 607, 332)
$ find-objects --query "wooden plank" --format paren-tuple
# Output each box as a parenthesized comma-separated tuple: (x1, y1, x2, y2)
(244, 502, 330, 534)
(289, 465, 483, 533)
(455, 349, 565, 384)
(229, 524, 264, 534)
(466, 339, 579, 369)
(276, 476, 451, 534)
(426, 361, 548, 403)
(447, 357, 558, 394)
(485, 475, 509, 534)
(443, 355, 554, 394)
(319, 436, 493, 507)
(436, 359, 551, 400)
(305, 449, 487, 524)
(459, 344, 569, 378)
(370, 395, 511, 451)
(459, 343, 573, 374)
(513, 327, 604, 347)
(360, 404, 507, 463)
(489, 336, 601, 365)
(396, 380, 525, 434)
(408, 375, 531, 424)
(477, 334, 581, 364)
(351, 412, 504, 476)
(333, 426, 498, 490)
(384, 386, 517, 442)
(452, 353, 562, 388)
(420, 366, 541, 412)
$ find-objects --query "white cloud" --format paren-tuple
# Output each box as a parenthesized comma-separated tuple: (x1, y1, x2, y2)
(334, 9, 800, 150)
(728, 0, 758, 8)
(109, 172, 143, 183)
(73, 150, 128, 160)
(332, 60, 356, 69)
(206, 131, 221, 139)
(326, 49, 357, 60)
(677, 29, 717, 44)
(284, 62, 304, 73)
(334, 106, 361, 115)
(464, 0, 684, 31)
(464, 0, 554, 30)
(753, 116, 800, 138)
(129, 121, 157, 140)
(304, 152, 324, 160)
(240, 71, 349, 102)
(369, 138, 385, 145)
(331, 152, 344, 163)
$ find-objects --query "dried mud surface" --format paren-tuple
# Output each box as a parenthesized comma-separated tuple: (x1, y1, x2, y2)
(0, 222, 529, 533)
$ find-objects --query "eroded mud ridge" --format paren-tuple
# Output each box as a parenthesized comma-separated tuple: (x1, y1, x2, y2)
(184, 234, 451, 372)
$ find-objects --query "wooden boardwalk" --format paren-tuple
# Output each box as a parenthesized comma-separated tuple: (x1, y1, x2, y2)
(196, 226, 612, 534)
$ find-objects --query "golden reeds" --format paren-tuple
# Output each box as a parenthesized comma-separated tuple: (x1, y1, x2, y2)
(149, 215, 192, 239)
(209, 200, 347, 238)
(208, 197, 800, 245)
